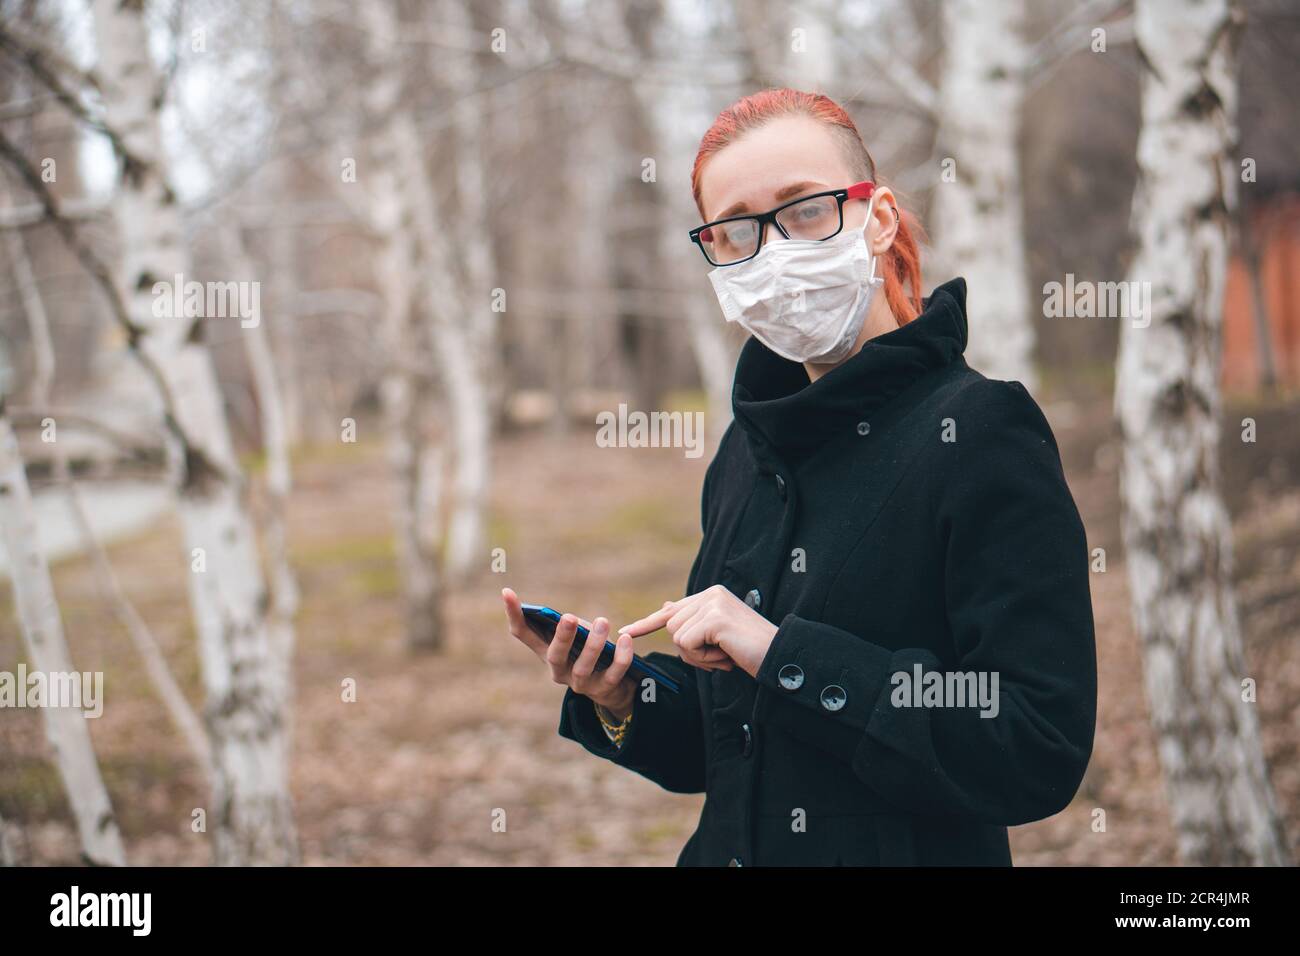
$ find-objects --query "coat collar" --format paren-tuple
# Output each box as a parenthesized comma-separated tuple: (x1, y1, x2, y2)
(731, 276, 969, 459)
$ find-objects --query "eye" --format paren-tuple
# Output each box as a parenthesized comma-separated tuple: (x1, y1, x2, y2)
(778, 196, 839, 239)
(719, 220, 756, 245)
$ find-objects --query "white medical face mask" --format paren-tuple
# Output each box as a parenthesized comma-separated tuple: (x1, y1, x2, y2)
(707, 196, 884, 365)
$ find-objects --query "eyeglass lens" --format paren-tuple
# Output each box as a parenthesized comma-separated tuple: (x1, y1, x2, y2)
(699, 194, 842, 265)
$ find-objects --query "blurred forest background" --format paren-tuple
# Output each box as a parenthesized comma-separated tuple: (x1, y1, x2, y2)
(0, 0, 1297, 866)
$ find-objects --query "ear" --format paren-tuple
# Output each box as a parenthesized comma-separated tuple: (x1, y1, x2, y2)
(867, 185, 900, 256)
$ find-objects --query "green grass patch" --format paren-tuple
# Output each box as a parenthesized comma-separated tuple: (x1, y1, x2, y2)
(660, 388, 709, 415)
(485, 510, 515, 557)
(633, 819, 686, 849)
(0, 758, 69, 818)
(293, 531, 396, 570)
(350, 563, 401, 599)
(558, 495, 698, 552)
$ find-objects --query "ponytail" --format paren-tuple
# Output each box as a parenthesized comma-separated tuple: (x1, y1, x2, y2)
(881, 200, 926, 325)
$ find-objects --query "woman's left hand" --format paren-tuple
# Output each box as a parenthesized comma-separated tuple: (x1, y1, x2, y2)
(618, 585, 779, 678)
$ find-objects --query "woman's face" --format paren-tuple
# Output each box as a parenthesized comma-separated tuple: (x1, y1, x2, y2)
(697, 113, 896, 260)
(697, 113, 902, 376)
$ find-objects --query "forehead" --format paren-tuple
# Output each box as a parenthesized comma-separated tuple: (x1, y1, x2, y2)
(698, 113, 857, 221)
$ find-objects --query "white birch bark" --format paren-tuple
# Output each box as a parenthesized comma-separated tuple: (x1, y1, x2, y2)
(223, 227, 298, 709)
(644, 5, 736, 444)
(1115, 0, 1288, 866)
(91, 0, 297, 864)
(1, 190, 214, 781)
(932, 0, 1037, 390)
(0, 806, 15, 865)
(0, 410, 126, 867)
(362, 0, 446, 649)
(439, 0, 497, 581)
(415, 174, 488, 590)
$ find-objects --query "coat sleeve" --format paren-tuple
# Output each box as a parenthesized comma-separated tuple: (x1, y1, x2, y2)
(750, 380, 1097, 825)
(555, 425, 734, 793)
(556, 651, 706, 793)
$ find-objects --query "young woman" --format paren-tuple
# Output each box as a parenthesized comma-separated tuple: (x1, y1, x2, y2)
(502, 88, 1097, 866)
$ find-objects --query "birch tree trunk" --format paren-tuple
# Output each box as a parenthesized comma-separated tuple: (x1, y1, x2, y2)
(440, 0, 497, 581)
(1115, 0, 1288, 866)
(362, 0, 446, 650)
(0, 409, 126, 867)
(651, 101, 735, 444)
(2, 186, 213, 781)
(644, 4, 736, 444)
(224, 227, 299, 710)
(91, 0, 297, 865)
(932, 0, 1036, 389)
(0, 806, 15, 865)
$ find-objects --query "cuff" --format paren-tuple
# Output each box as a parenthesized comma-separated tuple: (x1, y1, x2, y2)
(559, 689, 623, 759)
(559, 688, 654, 764)
(752, 612, 898, 765)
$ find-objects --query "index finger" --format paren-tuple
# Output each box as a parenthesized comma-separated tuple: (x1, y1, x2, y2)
(618, 598, 685, 639)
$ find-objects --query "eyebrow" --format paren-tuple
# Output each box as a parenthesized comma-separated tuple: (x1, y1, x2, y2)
(713, 180, 828, 221)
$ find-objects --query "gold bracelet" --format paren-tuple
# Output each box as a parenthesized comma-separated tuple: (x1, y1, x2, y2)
(595, 701, 633, 746)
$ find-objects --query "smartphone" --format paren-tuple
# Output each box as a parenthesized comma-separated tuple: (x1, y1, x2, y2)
(520, 603, 682, 694)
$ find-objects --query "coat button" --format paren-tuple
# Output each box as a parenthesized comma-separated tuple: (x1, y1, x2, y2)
(777, 663, 804, 690)
(744, 588, 761, 609)
(856, 420, 871, 436)
(820, 684, 847, 711)
(728, 857, 743, 866)
(774, 474, 787, 499)
(741, 722, 753, 757)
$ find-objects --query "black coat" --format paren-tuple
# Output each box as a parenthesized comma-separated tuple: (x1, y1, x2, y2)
(558, 277, 1097, 866)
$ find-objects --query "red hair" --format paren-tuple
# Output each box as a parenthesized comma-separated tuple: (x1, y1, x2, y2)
(691, 88, 926, 326)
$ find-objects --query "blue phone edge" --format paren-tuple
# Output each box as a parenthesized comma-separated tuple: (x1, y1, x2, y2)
(520, 603, 682, 694)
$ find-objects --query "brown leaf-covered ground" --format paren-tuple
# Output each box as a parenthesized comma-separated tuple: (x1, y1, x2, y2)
(1, 394, 1297, 866)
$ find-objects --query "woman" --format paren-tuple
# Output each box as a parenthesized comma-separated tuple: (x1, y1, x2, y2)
(501, 88, 1096, 866)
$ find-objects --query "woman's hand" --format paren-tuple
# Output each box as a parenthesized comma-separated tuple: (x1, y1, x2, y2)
(501, 587, 638, 719)
(618, 585, 778, 678)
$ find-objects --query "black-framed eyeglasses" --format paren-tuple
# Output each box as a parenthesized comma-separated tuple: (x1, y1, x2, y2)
(689, 181, 875, 267)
